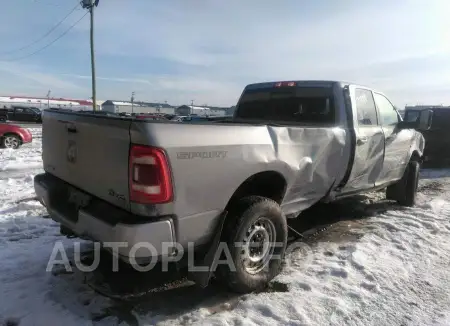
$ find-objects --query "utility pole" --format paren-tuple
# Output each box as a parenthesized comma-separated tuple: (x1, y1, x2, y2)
(81, 0, 99, 111)
(47, 90, 51, 109)
(131, 91, 135, 114)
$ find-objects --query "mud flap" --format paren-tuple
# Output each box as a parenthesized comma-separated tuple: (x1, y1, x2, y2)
(319, 180, 336, 203)
(187, 211, 227, 288)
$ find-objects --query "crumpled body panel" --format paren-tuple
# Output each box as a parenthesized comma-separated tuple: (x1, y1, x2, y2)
(138, 121, 350, 219)
(265, 126, 349, 215)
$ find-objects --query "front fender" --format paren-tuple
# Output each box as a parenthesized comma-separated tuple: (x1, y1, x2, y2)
(1, 128, 32, 144)
(407, 131, 425, 162)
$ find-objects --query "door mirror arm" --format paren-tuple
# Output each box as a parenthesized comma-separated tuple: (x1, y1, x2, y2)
(397, 120, 416, 130)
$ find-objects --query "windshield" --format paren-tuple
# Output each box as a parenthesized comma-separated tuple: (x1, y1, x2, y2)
(29, 107, 42, 113)
(235, 86, 335, 124)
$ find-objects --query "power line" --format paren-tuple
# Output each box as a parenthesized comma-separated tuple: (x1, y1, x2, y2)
(2, 12, 88, 62)
(0, 2, 81, 56)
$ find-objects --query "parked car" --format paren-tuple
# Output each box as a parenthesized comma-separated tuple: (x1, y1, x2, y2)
(204, 115, 233, 122)
(135, 114, 168, 121)
(170, 115, 187, 122)
(180, 115, 207, 122)
(34, 80, 431, 293)
(404, 106, 450, 166)
(0, 123, 33, 149)
(178, 115, 233, 123)
(0, 106, 42, 123)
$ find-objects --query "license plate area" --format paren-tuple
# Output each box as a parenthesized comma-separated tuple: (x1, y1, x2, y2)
(68, 187, 92, 208)
(50, 187, 92, 223)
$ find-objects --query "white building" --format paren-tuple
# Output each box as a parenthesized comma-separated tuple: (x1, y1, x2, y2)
(175, 105, 226, 117)
(0, 95, 95, 110)
(101, 100, 175, 114)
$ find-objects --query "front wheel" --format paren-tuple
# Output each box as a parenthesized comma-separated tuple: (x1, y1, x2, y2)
(386, 161, 420, 207)
(2, 134, 21, 149)
(215, 196, 287, 293)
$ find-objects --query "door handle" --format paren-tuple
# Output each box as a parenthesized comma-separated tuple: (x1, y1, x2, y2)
(357, 137, 368, 145)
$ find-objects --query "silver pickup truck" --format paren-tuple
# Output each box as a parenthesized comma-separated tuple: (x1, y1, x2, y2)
(34, 80, 432, 293)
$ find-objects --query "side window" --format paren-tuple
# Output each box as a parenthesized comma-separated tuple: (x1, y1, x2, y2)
(430, 110, 450, 130)
(15, 108, 24, 113)
(355, 88, 378, 126)
(373, 93, 399, 126)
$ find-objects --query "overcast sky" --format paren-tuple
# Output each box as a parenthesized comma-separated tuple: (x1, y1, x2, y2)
(0, 0, 449, 107)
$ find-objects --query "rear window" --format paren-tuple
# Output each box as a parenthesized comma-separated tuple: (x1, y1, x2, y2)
(404, 110, 420, 122)
(405, 109, 450, 131)
(235, 86, 335, 124)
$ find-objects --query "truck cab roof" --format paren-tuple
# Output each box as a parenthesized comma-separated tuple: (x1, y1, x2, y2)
(243, 80, 388, 96)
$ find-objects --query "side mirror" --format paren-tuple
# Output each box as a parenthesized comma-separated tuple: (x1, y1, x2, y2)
(417, 109, 433, 131)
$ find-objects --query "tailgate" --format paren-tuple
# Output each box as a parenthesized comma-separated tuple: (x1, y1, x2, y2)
(42, 110, 132, 210)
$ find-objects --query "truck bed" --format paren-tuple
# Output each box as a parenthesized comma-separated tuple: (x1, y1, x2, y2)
(42, 109, 350, 219)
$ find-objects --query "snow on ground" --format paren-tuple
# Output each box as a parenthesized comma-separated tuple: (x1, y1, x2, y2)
(1, 127, 450, 325)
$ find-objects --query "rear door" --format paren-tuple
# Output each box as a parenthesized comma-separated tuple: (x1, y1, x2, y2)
(235, 82, 346, 207)
(373, 92, 412, 185)
(13, 107, 27, 121)
(341, 86, 384, 192)
(42, 111, 132, 210)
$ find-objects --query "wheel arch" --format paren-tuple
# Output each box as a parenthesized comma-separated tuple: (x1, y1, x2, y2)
(410, 150, 422, 163)
(2, 132, 23, 141)
(224, 170, 288, 210)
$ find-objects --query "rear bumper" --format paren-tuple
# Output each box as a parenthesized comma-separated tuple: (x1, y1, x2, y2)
(34, 173, 176, 264)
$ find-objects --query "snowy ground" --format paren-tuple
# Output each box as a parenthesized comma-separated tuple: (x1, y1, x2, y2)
(1, 127, 450, 325)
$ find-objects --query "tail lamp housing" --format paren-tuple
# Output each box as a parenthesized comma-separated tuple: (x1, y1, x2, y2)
(129, 145, 173, 204)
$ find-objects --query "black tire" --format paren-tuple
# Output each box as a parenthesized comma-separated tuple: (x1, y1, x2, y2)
(1, 134, 21, 149)
(386, 161, 420, 207)
(215, 196, 287, 293)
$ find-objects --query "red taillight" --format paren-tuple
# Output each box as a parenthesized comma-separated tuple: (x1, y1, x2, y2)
(274, 81, 296, 87)
(129, 145, 173, 204)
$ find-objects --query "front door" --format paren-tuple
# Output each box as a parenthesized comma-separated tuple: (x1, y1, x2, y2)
(373, 92, 413, 185)
(22, 107, 39, 121)
(341, 87, 385, 193)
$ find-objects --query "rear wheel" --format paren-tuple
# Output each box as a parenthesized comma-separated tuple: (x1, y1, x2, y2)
(2, 134, 21, 149)
(386, 160, 420, 207)
(215, 196, 287, 293)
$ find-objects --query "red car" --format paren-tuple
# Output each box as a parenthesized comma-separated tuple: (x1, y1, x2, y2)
(0, 123, 33, 149)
